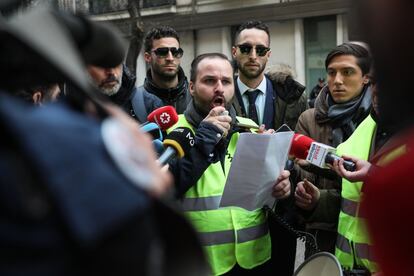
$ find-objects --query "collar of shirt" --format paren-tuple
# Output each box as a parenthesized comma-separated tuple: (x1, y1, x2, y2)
(236, 77, 267, 125)
(237, 77, 267, 97)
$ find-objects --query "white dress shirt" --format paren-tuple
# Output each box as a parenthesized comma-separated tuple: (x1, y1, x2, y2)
(236, 77, 267, 125)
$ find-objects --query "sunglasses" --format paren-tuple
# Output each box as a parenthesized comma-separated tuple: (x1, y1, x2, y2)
(152, 47, 184, 58)
(236, 44, 270, 57)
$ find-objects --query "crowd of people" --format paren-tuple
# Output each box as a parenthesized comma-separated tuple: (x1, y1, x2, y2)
(1, 0, 413, 275)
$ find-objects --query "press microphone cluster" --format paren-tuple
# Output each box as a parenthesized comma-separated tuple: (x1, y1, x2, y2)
(290, 134, 356, 171)
(140, 106, 179, 154)
(145, 106, 179, 131)
(158, 127, 195, 165)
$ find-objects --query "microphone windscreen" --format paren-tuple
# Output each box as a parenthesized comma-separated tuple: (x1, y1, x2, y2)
(147, 106, 179, 130)
(290, 133, 315, 159)
(163, 127, 194, 158)
(140, 122, 162, 140)
(152, 139, 164, 156)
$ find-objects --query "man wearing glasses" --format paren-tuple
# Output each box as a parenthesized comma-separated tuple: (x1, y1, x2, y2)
(231, 20, 307, 276)
(232, 20, 306, 131)
(141, 26, 191, 114)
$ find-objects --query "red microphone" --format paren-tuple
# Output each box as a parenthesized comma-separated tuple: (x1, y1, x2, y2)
(289, 133, 356, 171)
(145, 106, 179, 131)
(289, 134, 314, 160)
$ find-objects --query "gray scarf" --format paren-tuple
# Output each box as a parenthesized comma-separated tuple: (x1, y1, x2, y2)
(315, 85, 372, 147)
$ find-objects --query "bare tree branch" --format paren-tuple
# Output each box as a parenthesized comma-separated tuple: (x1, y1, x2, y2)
(126, 0, 145, 76)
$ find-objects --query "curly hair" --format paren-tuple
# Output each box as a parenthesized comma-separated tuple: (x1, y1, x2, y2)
(144, 26, 180, 53)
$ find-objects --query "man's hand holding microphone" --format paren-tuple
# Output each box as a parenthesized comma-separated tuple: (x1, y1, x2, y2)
(202, 106, 232, 137)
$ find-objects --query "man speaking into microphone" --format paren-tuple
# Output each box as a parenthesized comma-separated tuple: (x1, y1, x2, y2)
(168, 53, 291, 276)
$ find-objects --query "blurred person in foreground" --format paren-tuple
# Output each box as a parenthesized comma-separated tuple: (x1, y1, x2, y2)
(169, 52, 292, 276)
(345, 0, 414, 275)
(0, 4, 209, 276)
(12, 83, 61, 105)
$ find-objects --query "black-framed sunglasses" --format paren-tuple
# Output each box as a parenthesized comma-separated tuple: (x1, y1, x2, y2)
(152, 47, 184, 58)
(236, 44, 270, 57)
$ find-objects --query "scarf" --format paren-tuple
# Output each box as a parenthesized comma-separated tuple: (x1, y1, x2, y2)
(315, 84, 372, 147)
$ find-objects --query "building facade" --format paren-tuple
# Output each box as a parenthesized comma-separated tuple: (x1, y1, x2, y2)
(78, 0, 352, 92)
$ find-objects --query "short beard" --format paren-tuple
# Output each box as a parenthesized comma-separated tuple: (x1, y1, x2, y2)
(96, 69, 123, 96)
(192, 96, 232, 117)
(100, 81, 122, 96)
(152, 63, 179, 82)
(237, 60, 266, 79)
(193, 97, 211, 117)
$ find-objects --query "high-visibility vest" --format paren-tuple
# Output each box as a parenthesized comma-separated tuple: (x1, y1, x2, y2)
(335, 115, 378, 272)
(169, 115, 271, 275)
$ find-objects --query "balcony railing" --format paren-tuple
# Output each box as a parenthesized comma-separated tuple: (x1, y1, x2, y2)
(87, 0, 176, 15)
(88, 0, 127, 14)
(142, 0, 176, 8)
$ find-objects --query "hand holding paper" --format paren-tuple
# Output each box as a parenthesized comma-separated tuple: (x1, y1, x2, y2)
(219, 131, 294, 211)
(272, 170, 291, 199)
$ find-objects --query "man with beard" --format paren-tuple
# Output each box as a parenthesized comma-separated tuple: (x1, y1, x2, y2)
(231, 20, 307, 276)
(294, 42, 372, 258)
(232, 20, 307, 131)
(140, 26, 191, 114)
(169, 53, 291, 276)
(87, 63, 163, 122)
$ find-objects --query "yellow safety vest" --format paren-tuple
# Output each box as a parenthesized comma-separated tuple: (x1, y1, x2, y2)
(335, 115, 378, 272)
(169, 115, 271, 275)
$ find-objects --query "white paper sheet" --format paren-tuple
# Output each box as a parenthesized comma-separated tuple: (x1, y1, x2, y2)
(219, 131, 294, 211)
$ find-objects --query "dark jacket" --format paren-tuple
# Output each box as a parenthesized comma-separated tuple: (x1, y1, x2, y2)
(232, 70, 307, 131)
(142, 67, 191, 114)
(110, 65, 163, 123)
(308, 84, 323, 108)
(0, 93, 209, 276)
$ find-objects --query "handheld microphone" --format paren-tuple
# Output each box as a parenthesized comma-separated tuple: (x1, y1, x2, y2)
(158, 127, 195, 165)
(152, 139, 164, 156)
(290, 134, 356, 171)
(140, 122, 163, 141)
(143, 106, 179, 131)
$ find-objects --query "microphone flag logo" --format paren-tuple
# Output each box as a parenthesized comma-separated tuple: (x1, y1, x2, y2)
(160, 112, 171, 124)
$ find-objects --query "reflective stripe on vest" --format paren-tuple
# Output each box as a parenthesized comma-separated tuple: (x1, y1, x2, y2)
(170, 115, 271, 275)
(341, 197, 358, 217)
(198, 223, 268, 246)
(181, 195, 221, 211)
(335, 115, 378, 273)
(336, 233, 376, 263)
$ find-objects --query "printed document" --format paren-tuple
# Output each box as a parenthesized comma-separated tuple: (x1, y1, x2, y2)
(220, 131, 294, 211)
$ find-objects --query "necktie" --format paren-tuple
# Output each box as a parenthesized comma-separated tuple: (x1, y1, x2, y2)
(246, 89, 260, 125)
